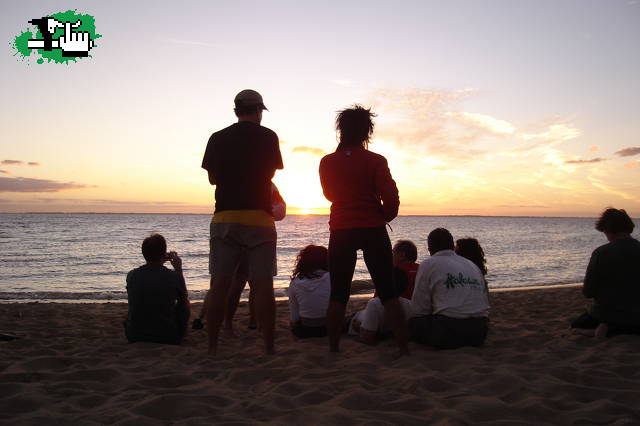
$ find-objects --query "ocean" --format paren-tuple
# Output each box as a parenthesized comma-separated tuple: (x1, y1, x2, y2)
(1, 213, 631, 302)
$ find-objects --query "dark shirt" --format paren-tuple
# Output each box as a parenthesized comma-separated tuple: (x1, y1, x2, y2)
(319, 146, 399, 231)
(202, 121, 283, 213)
(583, 237, 640, 325)
(126, 264, 188, 343)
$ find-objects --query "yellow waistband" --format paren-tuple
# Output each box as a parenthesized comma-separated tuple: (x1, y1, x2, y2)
(212, 210, 274, 226)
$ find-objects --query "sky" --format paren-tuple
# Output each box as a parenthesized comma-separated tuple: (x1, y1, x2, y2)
(1, 0, 639, 217)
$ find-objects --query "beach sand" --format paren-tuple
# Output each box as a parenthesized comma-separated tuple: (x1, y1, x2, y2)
(2, 286, 640, 425)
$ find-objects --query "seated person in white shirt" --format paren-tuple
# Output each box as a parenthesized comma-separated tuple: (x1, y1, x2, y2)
(347, 266, 411, 345)
(409, 228, 490, 349)
(287, 245, 331, 338)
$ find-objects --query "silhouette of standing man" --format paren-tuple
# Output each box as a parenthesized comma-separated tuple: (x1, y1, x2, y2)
(202, 90, 283, 355)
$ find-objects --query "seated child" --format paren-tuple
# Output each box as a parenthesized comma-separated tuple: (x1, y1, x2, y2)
(288, 245, 331, 338)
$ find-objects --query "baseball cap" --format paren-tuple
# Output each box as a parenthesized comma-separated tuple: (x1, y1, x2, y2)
(234, 89, 268, 111)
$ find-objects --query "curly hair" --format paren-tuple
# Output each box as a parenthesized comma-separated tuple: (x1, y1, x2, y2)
(455, 238, 487, 276)
(335, 104, 377, 149)
(291, 245, 329, 280)
(595, 207, 635, 234)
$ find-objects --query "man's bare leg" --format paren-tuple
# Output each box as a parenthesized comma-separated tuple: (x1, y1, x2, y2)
(383, 297, 409, 355)
(206, 275, 233, 355)
(224, 277, 247, 332)
(249, 277, 276, 354)
(248, 289, 257, 329)
(327, 300, 346, 352)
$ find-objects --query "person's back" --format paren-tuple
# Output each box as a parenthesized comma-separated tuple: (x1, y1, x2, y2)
(126, 264, 186, 343)
(586, 237, 640, 325)
(414, 251, 489, 318)
(410, 228, 489, 349)
(125, 234, 190, 345)
(205, 121, 280, 213)
(320, 147, 398, 231)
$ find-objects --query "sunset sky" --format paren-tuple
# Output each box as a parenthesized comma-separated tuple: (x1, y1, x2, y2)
(1, 1, 639, 216)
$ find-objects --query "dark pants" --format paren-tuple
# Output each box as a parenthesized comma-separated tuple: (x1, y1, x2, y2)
(124, 303, 190, 345)
(291, 323, 328, 339)
(571, 311, 640, 337)
(409, 315, 488, 349)
(328, 226, 397, 305)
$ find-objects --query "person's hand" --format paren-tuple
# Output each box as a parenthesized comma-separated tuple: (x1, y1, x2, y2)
(58, 20, 94, 55)
(167, 251, 182, 272)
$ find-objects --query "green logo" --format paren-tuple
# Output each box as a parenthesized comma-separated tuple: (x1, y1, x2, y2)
(11, 10, 101, 64)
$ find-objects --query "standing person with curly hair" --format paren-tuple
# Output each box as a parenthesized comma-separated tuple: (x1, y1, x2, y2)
(287, 245, 331, 338)
(572, 207, 640, 338)
(319, 105, 409, 354)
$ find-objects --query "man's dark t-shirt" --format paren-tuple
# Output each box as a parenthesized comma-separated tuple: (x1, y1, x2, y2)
(125, 264, 188, 344)
(583, 237, 640, 326)
(202, 121, 283, 213)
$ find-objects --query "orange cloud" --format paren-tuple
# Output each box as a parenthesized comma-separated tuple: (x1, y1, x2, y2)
(2, 160, 23, 165)
(564, 158, 605, 164)
(589, 145, 600, 152)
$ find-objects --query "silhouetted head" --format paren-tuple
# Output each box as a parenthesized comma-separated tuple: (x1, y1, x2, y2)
(595, 207, 634, 240)
(393, 240, 418, 265)
(291, 245, 329, 279)
(427, 228, 454, 255)
(142, 234, 167, 263)
(234, 89, 267, 123)
(335, 105, 376, 149)
(455, 238, 487, 276)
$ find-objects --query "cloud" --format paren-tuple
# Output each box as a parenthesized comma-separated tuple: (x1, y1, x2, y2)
(2, 160, 41, 166)
(624, 161, 640, 169)
(292, 146, 327, 156)
(564, 158, 606, 164)
(0, 177, 93, 193)
(496, 205, 550, 209)
(0, 170, 7, 174)
(615, 147, 640, 157)
(590, 180, 639, 202)
(447, 112, 516, 135)
(589, 145, 600, 152)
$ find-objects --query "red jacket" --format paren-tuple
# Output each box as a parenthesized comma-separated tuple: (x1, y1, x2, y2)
(319, 146, 399, 231)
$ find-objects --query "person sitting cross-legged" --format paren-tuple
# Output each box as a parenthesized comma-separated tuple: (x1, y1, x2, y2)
(572, 207, 640, 338)
(409, 228, 490, 349)
(124, 234, 190, 345)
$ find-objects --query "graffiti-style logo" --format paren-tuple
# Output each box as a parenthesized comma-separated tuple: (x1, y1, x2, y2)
(11, 10, 101, 64)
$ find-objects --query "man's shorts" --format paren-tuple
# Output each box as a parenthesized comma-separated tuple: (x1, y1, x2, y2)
(209, 221, 277, 280)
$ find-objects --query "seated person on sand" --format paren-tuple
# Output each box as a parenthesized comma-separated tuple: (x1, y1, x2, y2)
(124, 234, 190, 345)
(347, 240, 419, 344)
(409, 228, 490, 349)
(571, 207, 640, 338)
(455, 238, 488, 287)
(288, 245, 331, 338)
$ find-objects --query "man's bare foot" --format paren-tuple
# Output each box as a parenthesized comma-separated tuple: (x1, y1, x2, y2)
(574, 328, 596, 337)
(594, 323, 608, 339)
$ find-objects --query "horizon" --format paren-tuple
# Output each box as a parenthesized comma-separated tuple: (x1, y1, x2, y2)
(1, 1, 639, 217)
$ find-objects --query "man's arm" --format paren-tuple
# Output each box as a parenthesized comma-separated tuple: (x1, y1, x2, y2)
(318, 157, 335, 202)
(583, 250, 599, 298)
(168, 252, 189, 304)
(410, 262, 433, 317)
(374, 158, 399, 222)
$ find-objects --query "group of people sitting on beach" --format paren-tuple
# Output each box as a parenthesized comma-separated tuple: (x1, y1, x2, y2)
(123, 89, 640, 355)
